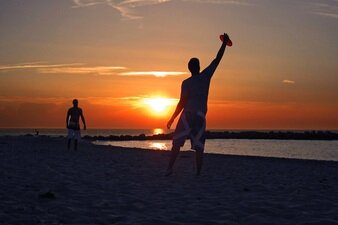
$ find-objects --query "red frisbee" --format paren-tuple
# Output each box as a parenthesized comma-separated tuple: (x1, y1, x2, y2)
(220, 34, 232, 46)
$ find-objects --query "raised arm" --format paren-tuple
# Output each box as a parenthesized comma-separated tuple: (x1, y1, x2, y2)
(201, 33, 230, 78)
(212, 33, 229, 68)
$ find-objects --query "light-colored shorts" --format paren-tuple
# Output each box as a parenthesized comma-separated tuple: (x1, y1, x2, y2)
(173, 111, 206, 152)
(67, 129, 81, 141)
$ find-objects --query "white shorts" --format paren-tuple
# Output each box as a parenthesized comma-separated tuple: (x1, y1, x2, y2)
(67, 129, 81, 141)
(173, 111, 206, 152)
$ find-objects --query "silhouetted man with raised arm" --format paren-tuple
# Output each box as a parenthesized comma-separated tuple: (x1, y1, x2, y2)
(66, 99, 86, 151)
(166, 33, 230, 176)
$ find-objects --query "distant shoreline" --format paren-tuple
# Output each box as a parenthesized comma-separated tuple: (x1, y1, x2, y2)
(82, 130, 338, 141)
(1, 129, 337, 141)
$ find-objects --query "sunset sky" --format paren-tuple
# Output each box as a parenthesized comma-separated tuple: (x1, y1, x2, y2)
(0, 0, 337, 129)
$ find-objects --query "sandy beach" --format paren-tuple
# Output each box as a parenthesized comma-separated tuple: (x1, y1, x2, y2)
(0, 136, 337, 225)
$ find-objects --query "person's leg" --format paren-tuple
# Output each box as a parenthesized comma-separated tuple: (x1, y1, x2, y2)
(67, 139, 71, 150)
(74, 139, 78, 151)
(195, 150, 204, 176)
(166, 112, 188, 176)
(67, 129, 73, 150)
(189, 112, 206, 176)
(165, 145, 180, 176)
(74, 130, 81, 151)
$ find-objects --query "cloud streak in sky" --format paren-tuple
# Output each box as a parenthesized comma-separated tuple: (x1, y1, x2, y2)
(72, 0, 337, 20)
(183, 0, 253, 6)
(39, 66, 126, 75)
(282, 80, 295, 84)
(72, 0, 252, 19)
(118, 71, 188, 77)
(72, 0, 170, 19)
(309, 1, 338, 19)
(0, 62, 186, 77)
(0, 62, 83, 71)
(0, 62, 126, 75)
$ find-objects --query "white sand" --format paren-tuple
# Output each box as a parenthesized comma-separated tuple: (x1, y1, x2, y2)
(0, 136, 337, 225)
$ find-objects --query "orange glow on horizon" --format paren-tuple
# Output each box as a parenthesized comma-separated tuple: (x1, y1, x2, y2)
(0, 95, 337, 129)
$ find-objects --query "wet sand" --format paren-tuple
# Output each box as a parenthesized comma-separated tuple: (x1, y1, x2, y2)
(0, 136, 337, 224)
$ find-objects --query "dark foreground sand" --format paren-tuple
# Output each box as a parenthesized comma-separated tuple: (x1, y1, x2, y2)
(0, 136, 337, 225)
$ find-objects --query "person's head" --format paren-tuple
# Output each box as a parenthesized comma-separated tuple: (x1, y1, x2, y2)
(72, 99, 78, 107)
(188, 58, 200, 75)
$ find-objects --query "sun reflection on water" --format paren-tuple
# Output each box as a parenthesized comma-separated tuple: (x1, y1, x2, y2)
(153, 128, 164, 135)
(149, 142, 168, 150)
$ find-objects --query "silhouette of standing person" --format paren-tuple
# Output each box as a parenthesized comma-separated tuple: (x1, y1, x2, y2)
(166, 33, 230, 176)
(66, 99, 86, 151)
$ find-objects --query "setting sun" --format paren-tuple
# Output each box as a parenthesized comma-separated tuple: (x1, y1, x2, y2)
(142, 97, 177, 116)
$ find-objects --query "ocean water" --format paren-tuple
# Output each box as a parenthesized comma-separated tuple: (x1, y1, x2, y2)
(94, 139, 338, 162)
(1, 128, 337, 162)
